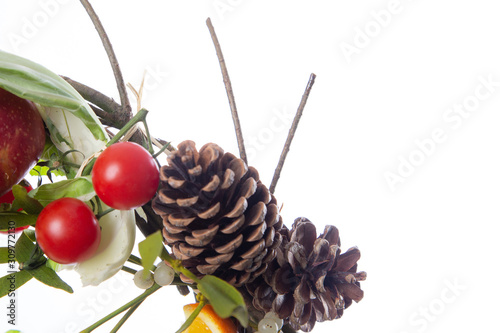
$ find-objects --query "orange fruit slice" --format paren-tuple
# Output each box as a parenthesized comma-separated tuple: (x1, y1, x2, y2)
(183, 303, 237, 333)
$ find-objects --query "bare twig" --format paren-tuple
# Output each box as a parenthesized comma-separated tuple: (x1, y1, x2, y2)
(63, 76, 131, 128)
(206, 17, 247, 164)
(63, 76, 121, 113)
(88, 105, 114, 126)
(269, 73, 316, 194)
(79, 0, 132, 119)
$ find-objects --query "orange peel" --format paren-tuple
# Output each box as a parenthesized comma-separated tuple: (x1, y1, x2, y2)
(183, 303, 237, 333)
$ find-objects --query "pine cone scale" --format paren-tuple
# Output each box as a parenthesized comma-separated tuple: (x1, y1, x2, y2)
(273, 293, 294, 318)
(335, 283, 364, 303)
(225, 197, 247, 218)
(220, 215, 245, 234)
(201, 175, 220, 192)
(215, 233, 243, 254)
(241, 238, 266, 259)
(334, 246, 361, 272)
(198, 202, 220, 219)
(205, 252, 233, 265)
(294, 276, 311, 304)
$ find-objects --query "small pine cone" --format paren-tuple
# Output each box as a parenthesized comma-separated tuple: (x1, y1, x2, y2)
(152, 140, 282, 287)
(246, 218, 366, 332)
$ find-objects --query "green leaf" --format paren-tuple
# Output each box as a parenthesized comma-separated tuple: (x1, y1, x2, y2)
(0, 247, 13, 264)
(11, 185, 43, 214)
(29, 176, 95, 206)
(138, 231, 163, 278)
(0, 270, 33, 298)
(40, 136, 61, 161)
(14, 232, 36, 263)
(0, 213, 37, 231)
(197, 275, 249, 327)
(30, 138, 66, 178)
(23, 229, 36, 242)
(0, 50, 106, 142)
(32, 165, 65, 178)
(28, 264, 73, 294)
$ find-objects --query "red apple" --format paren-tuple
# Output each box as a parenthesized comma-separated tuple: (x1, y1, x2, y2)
(0, 88, 45, 196)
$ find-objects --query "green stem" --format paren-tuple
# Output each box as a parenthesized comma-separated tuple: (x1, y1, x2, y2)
(127, 254, 142, 266)
(141, 117, 154, 154)
(62, 161, 82, 169)
(107, 108, 149, 147)
(160, 248, 200, 283)
(175, 298, 207, 333)
(152, 141, 173, 159)
(110, 300, 144, 333)
(81, 159, 96, 177)
(121, 266, 137, 275)
(96, 208, 114, 219)
(79, 283, 161, 333)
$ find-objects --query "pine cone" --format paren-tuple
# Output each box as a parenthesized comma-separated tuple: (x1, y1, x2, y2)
(152, 140, 282, 287)
(246, 218, 366, 332)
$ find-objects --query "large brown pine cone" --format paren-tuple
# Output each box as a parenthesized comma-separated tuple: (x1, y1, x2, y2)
(152, 140, 282, 287)
(246, 217, 366, 332)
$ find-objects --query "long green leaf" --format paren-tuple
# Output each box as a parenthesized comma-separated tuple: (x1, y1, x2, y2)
(28, 265, 73, 294)
(197, 275, 249, 327)
(0, 213, 37, 230)
(0, 50, 106, 142)
(29, 176, 95, 206)
(0, 270, 33, 298)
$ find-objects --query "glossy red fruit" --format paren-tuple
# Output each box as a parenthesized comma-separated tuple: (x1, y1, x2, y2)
(35, 197, 101, 264)
(0, 88, 45, 197)
(92, 142, 159, 210)
(0, 182, 33, 233)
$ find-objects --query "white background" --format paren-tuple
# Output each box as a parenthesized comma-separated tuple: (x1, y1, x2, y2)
(1, 0, 500, 332)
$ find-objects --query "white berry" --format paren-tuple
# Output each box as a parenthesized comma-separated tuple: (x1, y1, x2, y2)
(258, 317, 279, 333)
(134, 269, 154, 289)
(154, 261, 175, 286)
(264, 311, 284, 329)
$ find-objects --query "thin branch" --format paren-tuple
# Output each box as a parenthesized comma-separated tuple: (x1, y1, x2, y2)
(269, 73, 316, 194)
(79, 0, 132, 119)
(206, 17, 247, 164)
(89, 105, 113, 126)
(80, 284, 161, 333)
(63, 76, 129, 128)
(121, 266, 137, 275)
(62, 76, 121, 114)
(110, 300, 144, 333)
